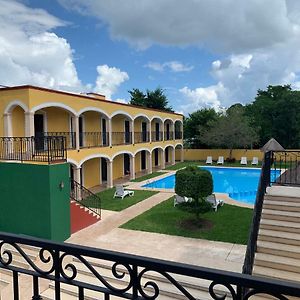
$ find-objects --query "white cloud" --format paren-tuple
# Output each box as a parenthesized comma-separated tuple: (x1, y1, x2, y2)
(146, 61, 193, 72)
(94, 65, 129, 99)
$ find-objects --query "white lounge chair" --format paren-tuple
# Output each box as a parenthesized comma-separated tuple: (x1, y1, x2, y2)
(113, 185, 134, 200)
(217, 156, 224, 165)
(206, 194, 224, 212)
(251, 157, 259, 165)
(206, 156, 213, 164)
(174, 194, 192, 207)
(240, 157, 247, 165)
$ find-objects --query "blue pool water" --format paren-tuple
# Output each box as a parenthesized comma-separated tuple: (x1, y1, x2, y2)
(142, 167, 280, 204)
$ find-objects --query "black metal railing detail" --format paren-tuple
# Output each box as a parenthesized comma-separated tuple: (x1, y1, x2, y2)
(151, 131, 163, 142)
(134, 131, 150, 144)
(70, 179, 101, 218)
(43, 132, 76, 150)
(271, 150, 300, 186)
(1, 231, 300, 299)
(111, 132, 132, 146)
(175, 131, 183, 140)
(79, 132, 109, 148)
(0, 136, 67, 163)
(164, 131, 174, 140)
(243, 151, 271, 276)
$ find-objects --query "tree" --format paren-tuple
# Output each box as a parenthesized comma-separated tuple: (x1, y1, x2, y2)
(201, 106, 258, 159)
(128, 87, 173, 112)
(245, 85, 300, 148)
(175, 166, 213, 219)
(184, 108, 220, 148)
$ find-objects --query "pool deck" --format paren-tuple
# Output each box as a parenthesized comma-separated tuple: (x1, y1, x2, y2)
(127, 169, 254, 209)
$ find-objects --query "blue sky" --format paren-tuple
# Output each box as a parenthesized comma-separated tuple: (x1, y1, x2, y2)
(1, 0, 300, 114)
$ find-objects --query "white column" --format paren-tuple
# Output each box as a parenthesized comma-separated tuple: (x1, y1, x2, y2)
(131, 120, 135, 144)
(148, 152, 152, 174)
(74, 116, 80, 150)
(130, 155, 135, 180)
(108, 118, 112, 147)
(172, 122, 175, 140)
(181, 147, 184, 162)
(107, 160, 113, 188)
(162, 122, 165, 141)
(74, 166, 82, 200)
(25, 112, 35, 137)
(171, 148, 176, 165)
(3, 113, 12, 137)
(148, 122, 152, 143)
(161, 151, 165, 169)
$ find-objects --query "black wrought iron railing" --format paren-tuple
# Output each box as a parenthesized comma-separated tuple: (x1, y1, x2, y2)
(1, 231, 300, 300)
(175, 131, 183, 140)
(242, 151, 271, 276)
(79, 132, 109, 148)
(112, 132, 132, 146)
(70, 179, 101, 218)
(134, 131, 150, 144)
(271, 150, 300, 186)
(151, 131, 163, 142)
(43, 132, 76, 150)
(0, 136, 67, 163)
(164, 131, 174, 141)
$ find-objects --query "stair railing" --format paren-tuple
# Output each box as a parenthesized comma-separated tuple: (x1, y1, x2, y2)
(242, 151, 271, 275)
(70, 179, 101, 219)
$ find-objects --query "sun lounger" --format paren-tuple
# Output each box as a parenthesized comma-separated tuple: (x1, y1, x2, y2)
(206, 156, 213, 164)
(113, 184, 134, 200)
(240, 157, 247, 165)
(217, 156, 224, 165)
(206, 194, 224, 212)
(174, 194, 192, 207)
(251, 157, 258, 165)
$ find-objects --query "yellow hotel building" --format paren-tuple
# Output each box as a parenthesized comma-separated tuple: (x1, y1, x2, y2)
(0, 85, 183, 189)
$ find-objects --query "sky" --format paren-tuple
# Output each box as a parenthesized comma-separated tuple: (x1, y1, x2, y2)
(1, 0, 300, 115)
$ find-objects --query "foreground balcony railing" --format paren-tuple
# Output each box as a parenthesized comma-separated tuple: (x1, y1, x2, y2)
(1, 231, 300, 299)
(134, 131, 150, 144)
(0, 136, 67, 163)
(80, 132, 109, 148)
(151, 131, 163, 142)
(112, 132, 132, 146)
(44, 132, 76, 150)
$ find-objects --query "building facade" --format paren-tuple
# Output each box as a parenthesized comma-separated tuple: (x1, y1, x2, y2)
(0, 85, 183, 189)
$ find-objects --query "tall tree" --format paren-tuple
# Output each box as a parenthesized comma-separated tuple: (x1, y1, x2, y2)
(128, 87, 173, 112)
(201, 107, 258, 158)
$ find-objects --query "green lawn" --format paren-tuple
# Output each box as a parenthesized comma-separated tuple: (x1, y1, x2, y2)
(165, 160, 262, 170)
(82, 188, 158, 211)
(131, 171, 167, 182)
(121, 198, 253, 244)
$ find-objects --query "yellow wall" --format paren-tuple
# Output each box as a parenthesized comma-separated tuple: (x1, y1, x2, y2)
(151, 120, 161, 132)
(11, 106, 25, 137)
(183, 149, 264, 161)
(175, 148, 181, 161)
(43, 107, 70, 132)
(113, 155, 124, 179)
(135, 152, 141, 172)
(82, 158, 100, 188)
(134, 118, 144, 132)
(112, 115, 127, 132)
(83, 111, 101, 132)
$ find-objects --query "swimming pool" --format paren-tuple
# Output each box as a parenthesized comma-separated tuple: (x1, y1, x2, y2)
(142, 166, 280, 204)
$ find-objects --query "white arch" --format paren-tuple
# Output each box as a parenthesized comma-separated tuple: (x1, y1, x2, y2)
(164, 144, 175, 150)
(110, 110, 133, 121)
(111, 150, 134, 160)
(151, 146, 164, 153)
(134, 148, 151, 156)
(133, 114, 150, 122)
(175, 142, 183, 149)
(4, 100, 29, 114)
(174, 118, 183, 124)
(163, 117, 174, 123)
(30, 102, 77, 116)
(150, 116, 163, 123)
(79, 153, 111, 167)
(77, 107, 110, 119)
(67, 158, 79, 168)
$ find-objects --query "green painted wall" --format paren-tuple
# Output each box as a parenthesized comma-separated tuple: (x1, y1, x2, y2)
(0, 162, 70, 241)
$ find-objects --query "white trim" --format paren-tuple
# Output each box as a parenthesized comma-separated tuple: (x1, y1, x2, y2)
(67, 158, 79, 168)
(79, 154, 111, 167)
(163, 117, 173, 123)
(30, 102, 77, 116)
(150, 116, 163, 122)
(134, 113, 150, 122)
(111, 150, 134, 160)
(164, 144, 175, 150)
(134, 148, 151, 155)
(110, 110, 133, 120)
(175, 142, 183, 148)
(4, 100, 29, 114)
(151, 146, 164, 152)
(174, 119, 183, 124)
(77, 106, 110, 119)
